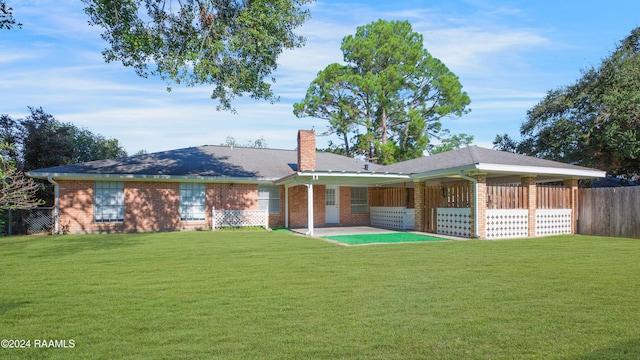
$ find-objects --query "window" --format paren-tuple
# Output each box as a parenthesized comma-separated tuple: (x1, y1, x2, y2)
(326, 188, 336, 206)
(94, 181, 124, 222)
(351, 187, 369, 214)
(180, 183, 206, 221)
(258, 185, 281, 214)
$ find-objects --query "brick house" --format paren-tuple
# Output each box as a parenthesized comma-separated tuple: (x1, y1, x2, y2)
(28, 130, 604, 239)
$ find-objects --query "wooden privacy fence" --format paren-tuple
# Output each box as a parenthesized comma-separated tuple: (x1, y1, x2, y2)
(423, 183, 470, 233)
(486, 184, 570, 209)
(369, 188, 415, 208)
(487, 184, 527, 209)
(537, 185, 570, 209)
(578, 187, 640, 239)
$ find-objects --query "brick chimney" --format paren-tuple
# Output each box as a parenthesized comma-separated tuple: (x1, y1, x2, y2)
(297, 130, 316, 171)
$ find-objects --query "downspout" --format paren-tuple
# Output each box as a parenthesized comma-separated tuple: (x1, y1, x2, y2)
(458, 171, 478, 239)
(47, 175, 60, 234)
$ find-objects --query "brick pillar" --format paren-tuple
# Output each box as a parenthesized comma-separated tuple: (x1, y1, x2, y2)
(414, 181, 424, 232)
(297, 130, 316, 171)
(472, 174, 487, 239)
(564, 178, 579, 234)
(522, 176, 537, 237)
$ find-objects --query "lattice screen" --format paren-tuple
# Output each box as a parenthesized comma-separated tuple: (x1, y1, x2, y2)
(486, 209, 528, 239)
(212, 208, 268, 229)
(535, 209, 571, 236)
(25, 207, 54, 235)
(437, 208, 471, 237)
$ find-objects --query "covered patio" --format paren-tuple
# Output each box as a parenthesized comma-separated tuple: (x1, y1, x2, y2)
(279, 144, 605, 240)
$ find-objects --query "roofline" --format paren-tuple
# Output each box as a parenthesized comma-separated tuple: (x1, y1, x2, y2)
(28, 162, 605, 185)
(409, 165, 477, 180)
(274, 171, 412, 185)
(475, 163, 606, 178)
(26, 172, 279, 184)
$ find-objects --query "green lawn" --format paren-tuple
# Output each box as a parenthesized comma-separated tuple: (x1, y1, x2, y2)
(0, 231, 638, 359)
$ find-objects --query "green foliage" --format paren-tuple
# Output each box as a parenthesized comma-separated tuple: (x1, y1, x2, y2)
(82, 0, 312, 111)
(295, 19, 470, 164)
(1, 107, 128, 205)
(0, 232, 639, 358)
(427, 130, 474, 155)
(221, 135, 268, 148)
(8, 107, 128, 171)
(495, 27, 640, 178)
(0, 1, 21, 29)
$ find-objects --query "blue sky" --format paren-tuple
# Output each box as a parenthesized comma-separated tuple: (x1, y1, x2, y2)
(1, 0, 639, 155)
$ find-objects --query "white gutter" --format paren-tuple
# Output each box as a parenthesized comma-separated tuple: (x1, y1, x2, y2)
(475, 163, 606, 178)
(47, 175, 60, 235)
(28, 172, 279, 184)
(458, 171, 479, 239)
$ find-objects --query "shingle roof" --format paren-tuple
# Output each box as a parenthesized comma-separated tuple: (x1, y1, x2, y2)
(28, 145, 379, 180)
(383, 146, 597, 173)
(28, 144, 603, 181)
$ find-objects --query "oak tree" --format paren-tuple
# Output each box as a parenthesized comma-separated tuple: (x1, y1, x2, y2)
(82, 0, 312, 111)
(494, 27, 640, 179)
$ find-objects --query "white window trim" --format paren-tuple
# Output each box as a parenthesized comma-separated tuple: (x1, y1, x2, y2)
(94, 181, 124, 223)
(350, 187, 369, 214)
(180, 183, 206, 221)
(259, 185, 281, 215)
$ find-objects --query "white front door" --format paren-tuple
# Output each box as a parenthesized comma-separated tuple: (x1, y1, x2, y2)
(325, 186, 339, 224)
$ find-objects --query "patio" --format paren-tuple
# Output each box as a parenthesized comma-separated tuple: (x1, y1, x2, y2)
(290, 226, 467, 240)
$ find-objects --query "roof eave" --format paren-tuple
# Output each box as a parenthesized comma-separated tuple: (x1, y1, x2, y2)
(475, 163, 606, 179)
(274, 171, 412, 186)
(26, 172, 278, 184)
(410, 165, 478, 180)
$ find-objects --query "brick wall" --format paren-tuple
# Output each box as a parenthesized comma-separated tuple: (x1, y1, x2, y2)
(125, 182, 181, 232)
(339, 186, 371, 225)
(287, 184, 325, 227)
(522, 176, 537, 237)
(473, 174, 487, 239)
(58, 180, 124, 234)
(57, 180, 271, 234)
(413, 182, 424, 232)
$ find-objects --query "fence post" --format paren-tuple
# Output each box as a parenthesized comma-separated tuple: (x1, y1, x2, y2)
(563, 179, 579, 234)
(264, 209, 269, 230)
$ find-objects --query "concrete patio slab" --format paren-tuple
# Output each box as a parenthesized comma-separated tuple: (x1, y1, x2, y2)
(290, 226, 397, 237)
(289, 226, 468, 241)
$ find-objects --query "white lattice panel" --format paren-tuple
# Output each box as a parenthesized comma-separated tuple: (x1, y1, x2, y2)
(370, 207, 406, 230)
(486, 209, 528, 239)
(212, 208, 268, 229)
(437, 208, 471, 237)
(536, 209, 571, 236)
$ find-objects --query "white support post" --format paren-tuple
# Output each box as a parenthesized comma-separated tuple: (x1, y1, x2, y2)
(264, 209, 269, 230)
(307, 183, 314, 236)
(285, 186, 289, 228)
(211, 207, 216, 230)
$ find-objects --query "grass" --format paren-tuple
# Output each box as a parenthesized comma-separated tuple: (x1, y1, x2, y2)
(322, 232, 448, 245)
(0, 232, 639, 359)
